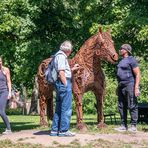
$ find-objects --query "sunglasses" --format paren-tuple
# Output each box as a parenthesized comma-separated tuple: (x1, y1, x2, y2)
(120, 47, 126, 50)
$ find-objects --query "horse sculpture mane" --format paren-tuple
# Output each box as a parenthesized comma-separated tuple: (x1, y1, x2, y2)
(37, 27, 118, 130)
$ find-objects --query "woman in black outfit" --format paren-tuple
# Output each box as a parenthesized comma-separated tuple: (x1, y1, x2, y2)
(0, 56, 12, 134)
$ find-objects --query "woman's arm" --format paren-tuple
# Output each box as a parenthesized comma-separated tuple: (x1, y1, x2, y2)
(5, 67, 12, 99)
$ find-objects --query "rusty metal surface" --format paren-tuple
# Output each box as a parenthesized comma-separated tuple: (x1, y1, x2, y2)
(37, 27, 118, 130)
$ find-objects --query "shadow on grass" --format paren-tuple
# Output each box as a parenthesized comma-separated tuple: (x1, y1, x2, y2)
(142, 128, 148, 132)
(72, 117, 121, 125)
(0, 122, 40, 132)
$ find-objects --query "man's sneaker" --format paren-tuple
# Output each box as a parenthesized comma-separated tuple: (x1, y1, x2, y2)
(128, 125, 137, 132)
(2, 129, 12, 135)
(49, 130, 58, 136)
(58, 130, 75, 137)
(114, 125, 127, 132)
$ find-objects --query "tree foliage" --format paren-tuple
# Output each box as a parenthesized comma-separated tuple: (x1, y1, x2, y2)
(0, 0, 147, 113)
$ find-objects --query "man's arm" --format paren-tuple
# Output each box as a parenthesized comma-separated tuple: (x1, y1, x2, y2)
(133, 67, 140, 97)
(59, 70, 67, 86)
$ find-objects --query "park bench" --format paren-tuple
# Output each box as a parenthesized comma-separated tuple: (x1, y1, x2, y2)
(138, 103, 148, 124)
(104, 113, 117, 124)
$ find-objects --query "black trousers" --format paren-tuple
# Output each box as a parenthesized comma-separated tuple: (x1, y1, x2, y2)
(118, 83, 138, 127)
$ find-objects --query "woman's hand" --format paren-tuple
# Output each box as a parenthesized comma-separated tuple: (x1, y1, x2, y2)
(7, 92, 12, 100)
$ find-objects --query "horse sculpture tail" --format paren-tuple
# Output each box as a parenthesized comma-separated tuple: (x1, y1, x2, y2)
(37, 58, 51, 77)
(37, 58, 54, 126)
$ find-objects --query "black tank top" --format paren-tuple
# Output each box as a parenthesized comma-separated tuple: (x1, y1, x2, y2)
(0, 70, 8, 91)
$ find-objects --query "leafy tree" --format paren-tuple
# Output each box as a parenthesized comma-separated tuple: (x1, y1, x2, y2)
(0, 0, 147, 113)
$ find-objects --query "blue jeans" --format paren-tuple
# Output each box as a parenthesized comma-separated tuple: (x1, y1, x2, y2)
(51, 79, 72, 132)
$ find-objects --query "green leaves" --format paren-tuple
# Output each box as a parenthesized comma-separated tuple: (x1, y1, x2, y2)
(0, 0, 147, 100)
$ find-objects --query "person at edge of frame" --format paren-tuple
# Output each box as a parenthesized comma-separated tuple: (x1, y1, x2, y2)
(0, 56, 12, 135)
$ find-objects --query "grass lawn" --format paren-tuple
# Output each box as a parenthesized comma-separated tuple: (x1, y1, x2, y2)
(0, 114, 148, 133)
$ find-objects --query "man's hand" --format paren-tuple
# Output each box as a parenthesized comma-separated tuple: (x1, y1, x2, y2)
(135, 87, 140, 97)
(59, 70, 67, 86)
(72, 64, 80, 71)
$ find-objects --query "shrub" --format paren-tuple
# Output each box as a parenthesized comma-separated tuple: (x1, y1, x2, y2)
(6, 108, 22, 115)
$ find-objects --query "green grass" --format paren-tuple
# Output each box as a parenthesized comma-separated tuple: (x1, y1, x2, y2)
(0, 114, 148, 133)
(0, 115, 40, 133)
(0, 139, 48, 148)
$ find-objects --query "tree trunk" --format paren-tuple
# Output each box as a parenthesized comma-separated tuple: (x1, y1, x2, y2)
(29, 75, 39, 115)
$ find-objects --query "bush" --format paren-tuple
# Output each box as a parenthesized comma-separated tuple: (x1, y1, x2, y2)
(72, 92, 97, 115)
(104, 77, 118, 114)
(6, 108, 22, 115)
(72, 77, 118, 115)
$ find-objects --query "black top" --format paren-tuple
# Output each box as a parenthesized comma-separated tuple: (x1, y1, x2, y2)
(117, 56, 138, 85)
(0, 70, 8, 91)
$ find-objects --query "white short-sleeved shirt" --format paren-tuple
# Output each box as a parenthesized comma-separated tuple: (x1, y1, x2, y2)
(54, 50, 71, 78)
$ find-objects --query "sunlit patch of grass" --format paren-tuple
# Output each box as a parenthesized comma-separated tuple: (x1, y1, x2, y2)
(0, 139, 47, 148)
(84, 138, 148, 148)
(52, 140, 59, 145)
(84, 139, 123, 148)
(17, 137, 35, 141)
(70, 139, 81, 147)
(51, 139, 82, 148)
(141, 140, 148, 147)
(112, 139, 148, 148)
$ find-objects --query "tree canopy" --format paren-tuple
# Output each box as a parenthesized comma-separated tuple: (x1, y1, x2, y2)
(0, 0, 147, 90)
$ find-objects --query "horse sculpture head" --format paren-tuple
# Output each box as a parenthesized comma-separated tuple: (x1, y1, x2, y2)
(94, 27, 118, 63)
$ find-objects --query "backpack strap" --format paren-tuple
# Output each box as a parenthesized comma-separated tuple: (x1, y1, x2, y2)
(51, 52, 66, 73)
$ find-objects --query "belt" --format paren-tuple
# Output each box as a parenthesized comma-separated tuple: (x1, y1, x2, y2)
(66, 77, 71, 80)
(57, 77, 71, 81)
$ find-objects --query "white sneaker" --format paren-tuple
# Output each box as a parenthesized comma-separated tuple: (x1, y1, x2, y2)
(114, 125, 127, 132)
(128, 125, 137, 132)
(50, 130, 58, 136)
(58, 130, 75, 137)
(2, 129, 12, 135)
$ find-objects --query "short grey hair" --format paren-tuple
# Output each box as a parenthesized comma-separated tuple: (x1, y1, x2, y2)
(60, 40, 73, 51)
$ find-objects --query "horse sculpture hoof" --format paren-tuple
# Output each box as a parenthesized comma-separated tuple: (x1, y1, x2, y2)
(77, 123, 88, 132)
(97, 123, 107, 128)
(40, 121, 48, 127)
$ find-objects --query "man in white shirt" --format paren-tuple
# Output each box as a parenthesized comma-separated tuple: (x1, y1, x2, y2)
(50, 40, 78, 137)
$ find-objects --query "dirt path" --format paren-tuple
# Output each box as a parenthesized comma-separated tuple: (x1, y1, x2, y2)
(0, 130, 148, 147)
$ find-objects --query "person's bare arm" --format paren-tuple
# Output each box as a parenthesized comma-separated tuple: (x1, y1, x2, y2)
(59, 70, 67, 86)
(133, 67, 140, 97)
(5, 68, 12, 99)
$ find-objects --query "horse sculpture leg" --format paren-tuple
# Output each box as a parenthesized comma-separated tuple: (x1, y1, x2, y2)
(94, 89, 107, 128)
(46, 93, 54, 121)
(39, 94, 48, 126)
(74, 92, 88, 131)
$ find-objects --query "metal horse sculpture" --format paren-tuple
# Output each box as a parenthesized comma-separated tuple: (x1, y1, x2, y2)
(37, 27, 118, 130)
